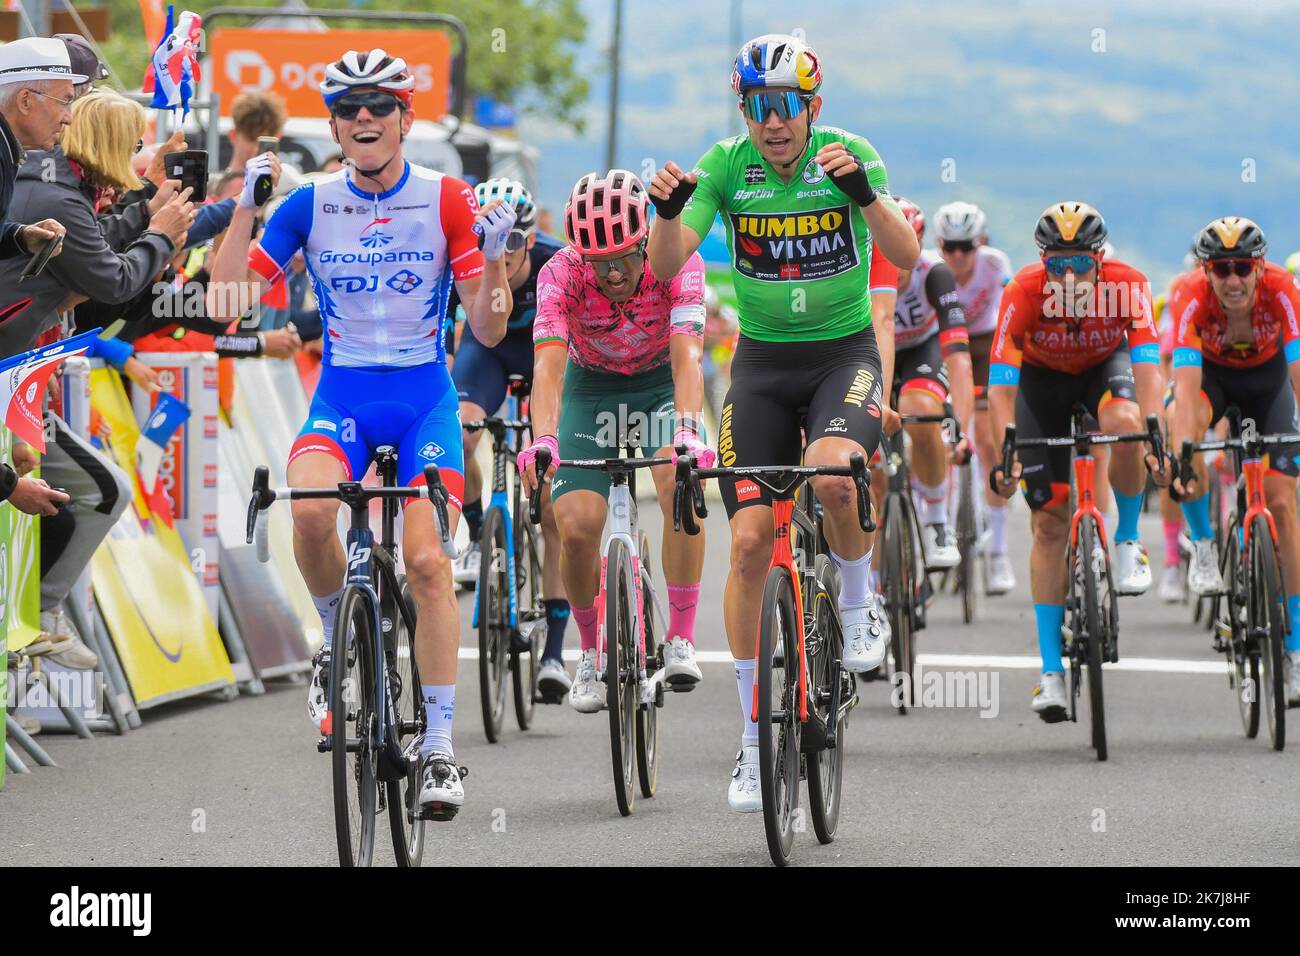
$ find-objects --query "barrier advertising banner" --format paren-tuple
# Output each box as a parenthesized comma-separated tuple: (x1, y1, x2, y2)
(130, 353, 221, 620)
(88, 369, 234, 707)
(0, 426, 41, 788)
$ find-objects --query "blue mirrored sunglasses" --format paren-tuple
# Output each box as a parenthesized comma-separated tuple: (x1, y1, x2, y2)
(741, 90, 810, 123)
(1043, 253, 1098, 276)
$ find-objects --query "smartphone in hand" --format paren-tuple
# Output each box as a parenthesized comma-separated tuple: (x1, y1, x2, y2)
(163, 149, 209, 203)
(19, 232, 62, 282)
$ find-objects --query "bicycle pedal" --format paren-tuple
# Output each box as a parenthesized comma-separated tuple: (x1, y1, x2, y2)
(316, 735, 331, 753)
(417, 803, 460, 823)
(799, 716, 830, 753)
(665, 675, 699, 692)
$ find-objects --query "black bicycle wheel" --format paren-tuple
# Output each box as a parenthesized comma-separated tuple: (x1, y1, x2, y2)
(386, 576, 425, 867)
(512, 515, 543, 730)
(883, 495, 916, 712)
(757, 565, 801, 866)
(956, 463, 979, 625)
(1249, 516, 1286, 751)
(1077, 517, 1108, 761)
(331, 585, 378, 867)
(605, 536, 638, 816)
(1218, 518, 1259, 737)
(635, 530, 660, 799)
(806, 555, 846, 845)
(477, 507, 509, 743)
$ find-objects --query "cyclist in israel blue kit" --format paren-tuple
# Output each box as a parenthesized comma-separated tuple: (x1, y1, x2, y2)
(446, 179, 573, 699)
(208, 49, 517, 817)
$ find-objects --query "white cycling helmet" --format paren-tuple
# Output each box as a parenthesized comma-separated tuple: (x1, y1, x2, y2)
(933, 201, 988, 243)
(320, 49, 415, 109)
(476, 178, 536, 232)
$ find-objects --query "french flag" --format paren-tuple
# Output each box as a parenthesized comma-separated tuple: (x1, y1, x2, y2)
(0, 329, 101, 451)
(137, 391, 189, 526)
(143, 5, 203, 116)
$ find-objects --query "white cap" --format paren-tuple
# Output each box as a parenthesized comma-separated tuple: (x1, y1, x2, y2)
(0, 37, 89, 86)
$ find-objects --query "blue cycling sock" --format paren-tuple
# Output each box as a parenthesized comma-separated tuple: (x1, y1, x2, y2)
(1114, 489, 1143, 542)
(543, 598, 570, 662)
(462, 499, 483, 541)
(1181, 495, 1213, 541)
(1035, 603, 1065, 673)
(1287, 595, 1300, 652)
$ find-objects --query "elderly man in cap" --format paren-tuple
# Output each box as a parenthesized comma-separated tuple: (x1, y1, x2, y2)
(0, 37, 84, 518)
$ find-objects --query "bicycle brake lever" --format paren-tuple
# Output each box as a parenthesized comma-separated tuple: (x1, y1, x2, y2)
(673, 454, 699, 535)
(528, 447, 550, 525)
(423, 463, 457, 558)
(850, 452, 875, 532)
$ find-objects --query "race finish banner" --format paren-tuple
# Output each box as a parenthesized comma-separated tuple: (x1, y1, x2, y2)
(210, 28, 450, 118)
(88, 368, 234, 708)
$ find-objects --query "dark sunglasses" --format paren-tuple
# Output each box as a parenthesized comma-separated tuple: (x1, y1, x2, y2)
(1043, 253, 1098, 276)
(331, 92, 402, 120)
(1208, 259, 1255, 278)
(585, 246, 645, 278)
(741, 90, 812, 124)
(504, 228, 530, 254)
(940, 239, 976, 254)
(135, 138, 144, 154)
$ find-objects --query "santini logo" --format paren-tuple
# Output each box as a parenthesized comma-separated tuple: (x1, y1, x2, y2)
(49, 886, 151, 936)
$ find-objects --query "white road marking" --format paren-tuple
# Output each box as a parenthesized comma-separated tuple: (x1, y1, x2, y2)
(456, 647, 1229, 674)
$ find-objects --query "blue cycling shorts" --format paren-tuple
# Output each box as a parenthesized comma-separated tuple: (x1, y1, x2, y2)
(451, 326, 534, 414)
(289, 363, 465, 508)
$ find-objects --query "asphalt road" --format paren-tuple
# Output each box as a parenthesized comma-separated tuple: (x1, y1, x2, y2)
(4, 500, 1298, 867)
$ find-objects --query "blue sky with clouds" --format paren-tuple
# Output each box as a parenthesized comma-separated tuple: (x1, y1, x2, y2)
(516, 0, 1300, 287)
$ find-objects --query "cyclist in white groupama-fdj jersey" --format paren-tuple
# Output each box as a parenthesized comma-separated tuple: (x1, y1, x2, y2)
(517, 169, 713, 711)
(645, 34, 921, 812)
(208, 49, 518, 816)
(930, 201, 1017, 592)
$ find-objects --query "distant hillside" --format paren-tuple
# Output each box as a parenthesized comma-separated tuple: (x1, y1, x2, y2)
(519, 0, 1300, 287)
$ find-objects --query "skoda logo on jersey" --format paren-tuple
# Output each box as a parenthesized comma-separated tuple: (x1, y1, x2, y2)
(828, 417, 846, 428)
(360, 218, 395, 249)
(802, 159, 827, 185)
(386, 269, 423, 295)
(418, 442, 445, 461)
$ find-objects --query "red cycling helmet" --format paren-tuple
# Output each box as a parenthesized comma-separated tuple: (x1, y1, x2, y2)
(564, 169, 649, 256)
(895, 197, 925, 242)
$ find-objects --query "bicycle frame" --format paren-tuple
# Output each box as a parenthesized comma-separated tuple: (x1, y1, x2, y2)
(597, 471, 647, 681)
(763, 497, 812, 723)
(1069, 450, 1109, 555)
(1240, 454, 1278, 552)
(469, 397, 525, 633)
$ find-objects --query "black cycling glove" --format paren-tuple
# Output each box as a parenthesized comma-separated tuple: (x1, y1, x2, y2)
(833, 155, 877, 208)
(649, 176, 697, 221)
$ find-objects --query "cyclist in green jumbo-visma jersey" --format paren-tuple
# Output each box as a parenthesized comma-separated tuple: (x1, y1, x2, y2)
(647, 33, 920, 812)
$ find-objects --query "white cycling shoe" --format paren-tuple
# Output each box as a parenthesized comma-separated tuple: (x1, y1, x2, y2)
(1286, 650, 1300, 708)
(1113, 540, 1152, 596)
(986, 553, 1016, 595)
(663, 636, 702, 686)
(922, 523, 960, 569)
(537, 657, 572, 701)
(452, 540, 480, 587)
(727, 745, 761, 813)
(570, 648, 605, 713)
(1187, 539, 1224, 595)
(840, 600, 888, 673)
(308, 647, 329, 731)
(1032, 672, 1068, 723)
(418, 749, 467, 818)
(1157, 564, 1184, 603)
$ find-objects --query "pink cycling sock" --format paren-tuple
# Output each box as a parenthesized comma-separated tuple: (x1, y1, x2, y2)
(1162, 518, 1181, 566)
(572, 603, 599, 652)
(666, 583, 700, 644)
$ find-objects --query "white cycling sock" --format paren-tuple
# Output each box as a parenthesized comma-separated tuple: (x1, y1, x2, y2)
(912, 475, 949, 525)
(313, 588, 344, 647)
(987, 503, 1008, 555)
(734, 657, 758, 746)
(831, 548, 873, 608)
(421, 684, 455, 757)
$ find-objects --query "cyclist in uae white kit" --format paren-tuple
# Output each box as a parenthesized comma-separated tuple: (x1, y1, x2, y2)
(931, 201, 1016, 592)
(208, 49, 518, 816)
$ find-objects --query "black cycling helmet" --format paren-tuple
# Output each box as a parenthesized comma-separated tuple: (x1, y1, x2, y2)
(1034, 201, 1108, 252)
(1194, 216, 1267, 261)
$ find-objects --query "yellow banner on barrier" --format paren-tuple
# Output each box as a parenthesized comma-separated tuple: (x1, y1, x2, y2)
(88, 369, 234, 707)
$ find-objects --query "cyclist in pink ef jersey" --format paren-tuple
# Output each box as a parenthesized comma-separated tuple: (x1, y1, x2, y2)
(518, 170, 713, 712)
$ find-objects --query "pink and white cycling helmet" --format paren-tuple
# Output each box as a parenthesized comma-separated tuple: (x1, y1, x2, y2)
(564, 169, 648, 256)
(895, 197, 925, 241)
